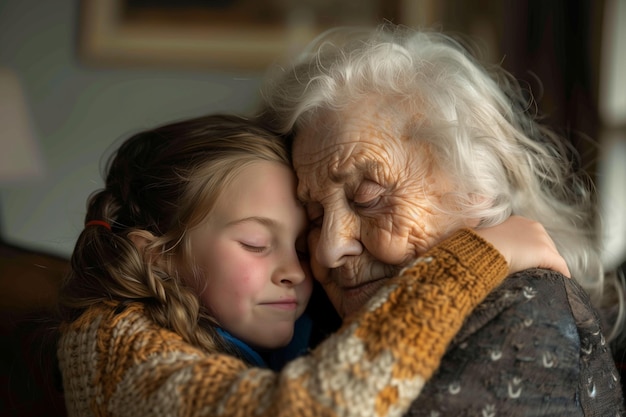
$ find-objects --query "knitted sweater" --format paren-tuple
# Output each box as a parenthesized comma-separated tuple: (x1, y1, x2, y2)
(57, 229, 507, 417)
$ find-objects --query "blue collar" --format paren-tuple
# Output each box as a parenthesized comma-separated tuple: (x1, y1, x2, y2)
(216, 328, 267, 367)
(216, 314, 312, 370)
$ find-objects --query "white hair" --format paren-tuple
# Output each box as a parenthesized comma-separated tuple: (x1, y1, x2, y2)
(260, 24, 621, 334)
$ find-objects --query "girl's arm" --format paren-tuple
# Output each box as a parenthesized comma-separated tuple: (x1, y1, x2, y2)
(58, 218, 561, 417)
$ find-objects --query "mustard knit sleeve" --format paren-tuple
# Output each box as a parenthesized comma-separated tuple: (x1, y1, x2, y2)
(58, 228, 507, 417)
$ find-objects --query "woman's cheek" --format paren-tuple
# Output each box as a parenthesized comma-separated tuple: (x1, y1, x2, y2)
(362, 222, 410, 265)
(371, 237, 410, 265)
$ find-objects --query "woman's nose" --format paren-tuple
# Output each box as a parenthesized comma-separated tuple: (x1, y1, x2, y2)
(315, 210, 362, 268)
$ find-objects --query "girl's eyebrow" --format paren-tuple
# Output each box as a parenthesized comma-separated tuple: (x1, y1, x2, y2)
(226, 216, 279, 228)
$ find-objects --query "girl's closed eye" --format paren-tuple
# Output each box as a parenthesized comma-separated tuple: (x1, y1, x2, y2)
(239, 241, 269, 253)
(233, 221, 272, 253)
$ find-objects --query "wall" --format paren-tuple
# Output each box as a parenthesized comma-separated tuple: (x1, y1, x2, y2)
(0, 0, 264, 258)
(1, 0, 625, 269)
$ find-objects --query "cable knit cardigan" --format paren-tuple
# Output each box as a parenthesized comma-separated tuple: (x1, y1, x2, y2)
(57, 229, 508, 417)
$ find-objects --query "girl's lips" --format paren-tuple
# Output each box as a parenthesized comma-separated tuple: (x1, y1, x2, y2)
(260, 300, 298, 310)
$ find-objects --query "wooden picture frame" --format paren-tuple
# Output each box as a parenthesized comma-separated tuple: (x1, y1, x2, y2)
(78, 0, 408, 71)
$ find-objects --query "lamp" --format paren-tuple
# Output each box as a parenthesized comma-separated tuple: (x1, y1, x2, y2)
(0, 67, 44, 183)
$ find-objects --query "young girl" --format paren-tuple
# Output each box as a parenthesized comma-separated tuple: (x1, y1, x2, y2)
(59, 114, 313, 368)
(57, 114, 569, 417)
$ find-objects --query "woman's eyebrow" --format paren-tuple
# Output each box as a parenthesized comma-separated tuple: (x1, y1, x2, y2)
(332, 159, 382, 183)
(296, 159, 383, 203)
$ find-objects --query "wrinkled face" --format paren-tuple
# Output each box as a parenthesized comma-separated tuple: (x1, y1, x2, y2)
(292, 99, 472, 319)
(188, 161, 312, 350)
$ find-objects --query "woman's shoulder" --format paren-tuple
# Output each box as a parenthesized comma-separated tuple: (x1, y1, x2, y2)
(453, 268, 597, 345)
(408, 269, 625, 416)
(498, 268, 602, 331)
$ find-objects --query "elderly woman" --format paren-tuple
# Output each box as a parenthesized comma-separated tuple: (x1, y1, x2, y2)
(259, 25, 624, 415)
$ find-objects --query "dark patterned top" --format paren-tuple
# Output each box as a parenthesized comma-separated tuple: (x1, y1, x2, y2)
(406, 269, 625, 417)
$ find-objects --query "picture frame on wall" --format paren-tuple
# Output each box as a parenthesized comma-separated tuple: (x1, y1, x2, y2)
(78, 0, 416, 71)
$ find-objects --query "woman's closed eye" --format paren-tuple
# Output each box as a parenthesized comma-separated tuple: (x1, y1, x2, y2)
(353, 196, 381, 209)
(296, 236, 310, 261)
(353, 180, 384, 209)
(306, 203, 324, 228)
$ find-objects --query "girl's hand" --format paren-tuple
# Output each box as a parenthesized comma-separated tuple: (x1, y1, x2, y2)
(475, 216, 571, 277)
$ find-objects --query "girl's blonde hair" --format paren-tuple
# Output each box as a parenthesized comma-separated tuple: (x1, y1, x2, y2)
(59, 114, 291, 352)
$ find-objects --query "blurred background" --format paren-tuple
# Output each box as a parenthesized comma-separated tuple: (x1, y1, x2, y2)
(1, 0, 624, 415)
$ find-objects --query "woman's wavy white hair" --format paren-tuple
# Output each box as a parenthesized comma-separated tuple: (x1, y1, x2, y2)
(260, 24, 619, 319)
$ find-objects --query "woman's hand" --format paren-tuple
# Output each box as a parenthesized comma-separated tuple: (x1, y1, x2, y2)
(475, 216, 571, 278)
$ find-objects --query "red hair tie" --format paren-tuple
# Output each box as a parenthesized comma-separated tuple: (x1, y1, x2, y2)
(85, 220, 112, 231)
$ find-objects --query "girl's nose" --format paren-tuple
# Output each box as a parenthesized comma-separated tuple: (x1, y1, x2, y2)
(274, 250, 307, 286)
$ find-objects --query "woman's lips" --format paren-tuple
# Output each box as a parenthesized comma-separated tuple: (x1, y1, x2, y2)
(340, 278, 388, 316)
(343, 279, 384, 295)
